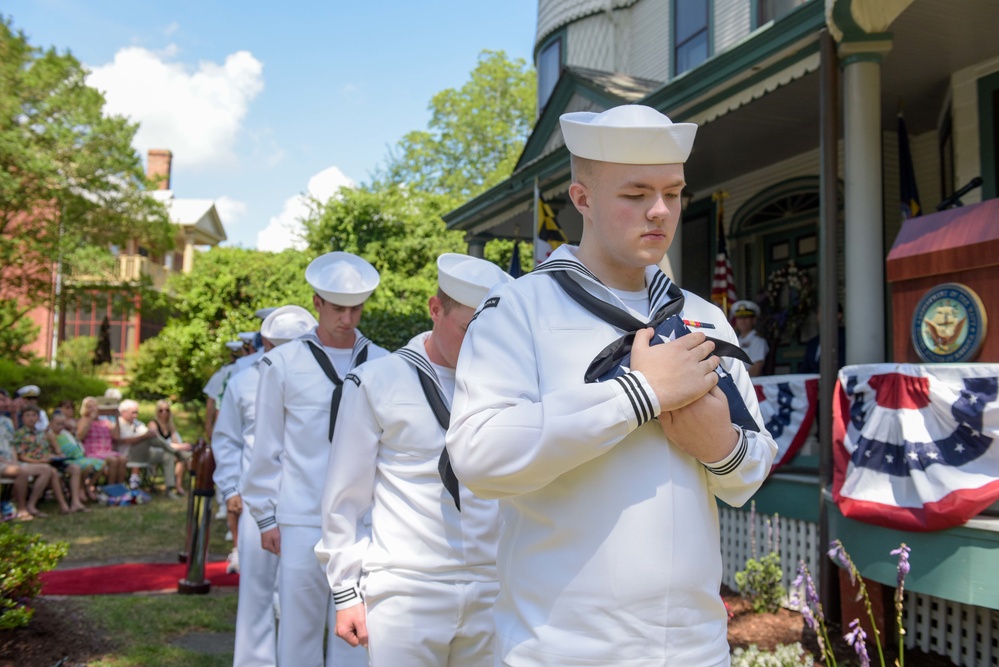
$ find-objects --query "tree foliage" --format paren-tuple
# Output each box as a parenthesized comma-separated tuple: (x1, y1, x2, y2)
(0, 17, 173, 354)
(131, 49, 536, 396)
(378, 50, 536, 204)
(129, 247, 313, 401)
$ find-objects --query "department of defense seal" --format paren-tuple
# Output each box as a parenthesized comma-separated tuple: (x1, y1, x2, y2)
(911, 282, 988, 362)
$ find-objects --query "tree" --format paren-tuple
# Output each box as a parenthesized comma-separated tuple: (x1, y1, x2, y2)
(129, 247, 315, 400)
(0, 17, 173, 358)
(379, 50, 536, 205)
(302, 185, 467, 349)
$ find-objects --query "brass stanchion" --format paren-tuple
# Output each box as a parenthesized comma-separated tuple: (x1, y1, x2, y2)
(179, 438, 207, 563)
(178, 439, 216, 595)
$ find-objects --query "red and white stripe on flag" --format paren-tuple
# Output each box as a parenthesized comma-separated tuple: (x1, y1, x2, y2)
(753, 374, 819, 471)
(711, 253, 737, 308)
(833, 363, 999, 532)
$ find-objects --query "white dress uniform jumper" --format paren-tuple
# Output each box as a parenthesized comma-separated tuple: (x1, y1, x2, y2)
(316, 333, 500, 667)
(446, 246, 778, 667)
(242, 327, 385, 667)
(212, 360, 278, 667)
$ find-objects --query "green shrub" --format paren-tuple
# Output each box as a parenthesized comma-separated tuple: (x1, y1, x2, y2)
(731, 643, 815, 667)
(0, 522, 68, 629)
(56, 335, 101, 376)
(0, 359, 108, 410)
(735, 552, 787, 614)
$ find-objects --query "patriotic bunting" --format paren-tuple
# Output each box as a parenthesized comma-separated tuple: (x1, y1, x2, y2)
(753, 374, 819, 470)
(833, 363, 999, 532)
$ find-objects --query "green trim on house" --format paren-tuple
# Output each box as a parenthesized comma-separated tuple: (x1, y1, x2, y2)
(645, 0, 824, 116)
(977, 70, 999, 200)
(829, 504, 999, 610)
(446, 0, 825, 233)
(444, 149, 570, 232)
(736, 473, 822, 523)
(518, 71, 636, 169)
(828, 0, 866, 42)
(839, 52, 886, 67)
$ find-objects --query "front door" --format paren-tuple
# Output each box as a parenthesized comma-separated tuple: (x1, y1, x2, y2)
(762, 224, 818, 374)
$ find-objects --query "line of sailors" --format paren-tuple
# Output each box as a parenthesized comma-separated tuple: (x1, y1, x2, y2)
(210, 251, 513, 667)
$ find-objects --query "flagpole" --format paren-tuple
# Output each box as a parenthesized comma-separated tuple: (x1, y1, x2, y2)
(532, 178, 541, 267)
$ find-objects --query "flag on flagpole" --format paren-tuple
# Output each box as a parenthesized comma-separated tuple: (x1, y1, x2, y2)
(534, 183, 567, 266)
(898, 113, 922, 222)
(508, 239, 523, 278)
(710, 191, 737, 315)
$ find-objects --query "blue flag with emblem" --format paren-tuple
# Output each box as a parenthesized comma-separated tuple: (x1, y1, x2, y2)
(898, 113, 922, 222)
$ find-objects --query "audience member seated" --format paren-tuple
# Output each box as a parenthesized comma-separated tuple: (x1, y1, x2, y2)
(115, 398, 173, 493)
(13, 406, 80, 514)
(58, 398, 78, 438)
(0, 392, 55, 520)
(78, 397, 127, 485)
(147, 400, 193, 498)
(15, 385, 49, 431)
(40, 413, 91, 512)
(48, 409, 102, 502)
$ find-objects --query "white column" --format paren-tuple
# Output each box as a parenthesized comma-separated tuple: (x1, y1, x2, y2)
(839, 40, 891, 364)
(182, 235, 195, 273)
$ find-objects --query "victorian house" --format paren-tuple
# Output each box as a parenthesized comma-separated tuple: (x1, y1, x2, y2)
(26, 149, 226, 373)
(446, 1, 999, 662)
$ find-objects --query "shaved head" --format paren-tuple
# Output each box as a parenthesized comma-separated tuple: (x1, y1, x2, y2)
(570, 154, 597, 186)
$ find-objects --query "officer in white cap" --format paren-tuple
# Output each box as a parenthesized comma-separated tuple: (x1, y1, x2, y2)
(16, 386, 48, 431)
(243, 251, 386, 667)
(203, 342, 244, 440)
(446, 105, 777, 666)
(315, 254, 512, 667)
(213, 305, 317, 667)
(729, 299, 769, 377)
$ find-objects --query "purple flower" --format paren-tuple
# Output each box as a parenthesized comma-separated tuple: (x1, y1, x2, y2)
(890, 543, 911, 589)
(828, 540, 855, 584)
(844, 619, 871, 667)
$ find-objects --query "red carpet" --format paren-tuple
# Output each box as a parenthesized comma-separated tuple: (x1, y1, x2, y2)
(40, 561, 239, 595)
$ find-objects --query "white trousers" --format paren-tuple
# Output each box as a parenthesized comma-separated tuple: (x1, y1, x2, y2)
(278, 525, 368, 667)
(233, 509, 279, 667)
(364, 569, 499, 667)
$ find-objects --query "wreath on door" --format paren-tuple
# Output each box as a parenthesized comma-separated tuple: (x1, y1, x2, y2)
(760, 261, 815, 344)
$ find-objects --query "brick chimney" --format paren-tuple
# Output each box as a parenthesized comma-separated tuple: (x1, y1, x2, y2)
(147, 149, 173, 190)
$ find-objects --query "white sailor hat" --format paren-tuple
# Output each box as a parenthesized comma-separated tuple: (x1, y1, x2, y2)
(559, 105, 697, 165)
(104, 388, 123, 401)
(237, 332, 257, 345)
(254, 307, 278, 320)
(224, 340, 243, 352)
(729, 300, 761, 319)
(261, 305, 317, 346)
(437, 253, 513, 309)
(16, 385, 40, 398)
(305, 251, 380, 307)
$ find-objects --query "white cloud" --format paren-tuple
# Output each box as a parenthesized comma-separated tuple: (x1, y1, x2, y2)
(214, 195, 247, 228)
(87, 46, 264, 167)
(164, 22, 180, 37)
(257, 166, 356, 252)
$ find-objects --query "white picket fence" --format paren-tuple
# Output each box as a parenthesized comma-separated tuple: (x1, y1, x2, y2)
(719, 507, 999, 666)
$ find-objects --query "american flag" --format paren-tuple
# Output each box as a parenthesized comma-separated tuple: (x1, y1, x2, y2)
(710, 192, 737, 313)
(833, 363, 999, 531)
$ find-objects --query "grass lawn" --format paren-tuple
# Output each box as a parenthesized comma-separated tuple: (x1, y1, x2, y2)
(11, 401, 242, 666)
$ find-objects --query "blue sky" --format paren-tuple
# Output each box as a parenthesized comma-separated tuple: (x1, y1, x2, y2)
(5, 0, 538, 249)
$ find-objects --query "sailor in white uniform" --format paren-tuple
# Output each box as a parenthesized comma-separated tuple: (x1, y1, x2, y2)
(315, 254, 513, 667)
(242, 251, 386, 667)
(730, 300, 769, 377)
(234, 330, 265, 373)
(203, 341, 242, 439)
(446, 105, 778, 667)
(213, 305, 317, 667)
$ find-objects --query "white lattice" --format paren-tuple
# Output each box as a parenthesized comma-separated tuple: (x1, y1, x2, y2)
(718, 506, 819, 602)
(905, 592, 999, 666)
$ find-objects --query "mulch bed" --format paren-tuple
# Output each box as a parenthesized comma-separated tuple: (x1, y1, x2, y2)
(0, 597, 110, 667)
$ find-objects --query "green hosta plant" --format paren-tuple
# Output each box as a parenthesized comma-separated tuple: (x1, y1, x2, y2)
(0, 522, 68, 629)
(736, 551, 787, 614)
(731, 642, 815, 667)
